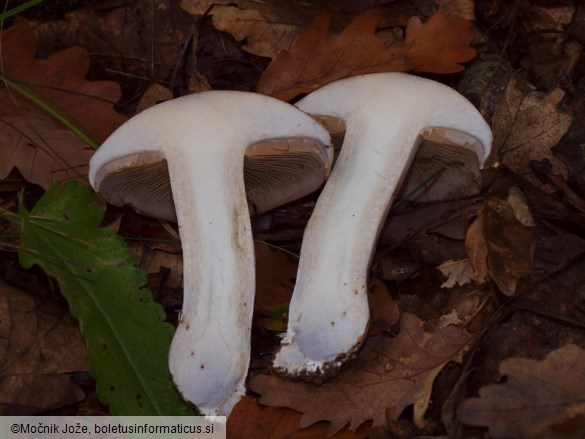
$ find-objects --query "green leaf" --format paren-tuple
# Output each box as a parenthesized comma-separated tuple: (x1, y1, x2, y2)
(18, 180, 195, 415)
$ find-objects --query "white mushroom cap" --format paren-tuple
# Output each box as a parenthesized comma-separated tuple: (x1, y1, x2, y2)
(89, 91, 331, 415)
(273, 73, 492, 378)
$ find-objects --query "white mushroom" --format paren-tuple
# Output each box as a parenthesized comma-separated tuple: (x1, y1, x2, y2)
(89, 91, 332, 415)
(273, 73, 493, 379)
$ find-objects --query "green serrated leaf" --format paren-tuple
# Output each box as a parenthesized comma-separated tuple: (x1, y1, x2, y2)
(18, 180, 195, 415)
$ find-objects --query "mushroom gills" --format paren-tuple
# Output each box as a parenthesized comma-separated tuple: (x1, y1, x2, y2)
(97, 137, 330, 221)
(311, 119, 487, 204)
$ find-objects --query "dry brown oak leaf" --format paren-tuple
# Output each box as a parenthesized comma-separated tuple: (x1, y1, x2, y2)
(457, 344, 585, 439)
(228, 396, 371, 439)
(257, 11, 477, 101)
(0, 22, 126, 189)
(251, 313, 477, 435)
(465, 187, 538, 295)
(493, 77, 572, 193)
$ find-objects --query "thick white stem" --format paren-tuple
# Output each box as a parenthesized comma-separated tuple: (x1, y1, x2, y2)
(274, 119, 420, 373)
(168, 142, 253, 416)
(89, 90, 331, 415)
(274, 73, 492, 376)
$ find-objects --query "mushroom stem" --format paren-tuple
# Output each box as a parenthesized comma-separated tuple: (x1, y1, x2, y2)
(167, 141, 253, 415)
(89, 91, 331, 416)
(273, 73, 493, 378)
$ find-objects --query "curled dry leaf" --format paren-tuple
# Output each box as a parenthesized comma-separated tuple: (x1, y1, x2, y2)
(458, 344, 585, 439)
(0, 22, 126, 188)
(251, 313, 476, 435)
(257, 11, 477, 101)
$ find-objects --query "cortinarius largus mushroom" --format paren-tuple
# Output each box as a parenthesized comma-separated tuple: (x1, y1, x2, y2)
(273, 73, 492, 378)
(89, 91, 332, 415)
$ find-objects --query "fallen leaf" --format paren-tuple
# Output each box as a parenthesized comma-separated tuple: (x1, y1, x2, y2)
(0, 22, 126, 188)
(251, 313, 476, 435)
(518, 3, 576, 90)
(438, 288, 491, 328)
(493, 77, 572, 192)
(458, 344, 585, 439)
(435, 0, 475, 20)
(203, 5, 303, 59)
(401, 11, 476, 73)
(228, 396, 371, 438)
(484, 190, 538, 295)
(0, 280, 88, 414)
(31, 3, 194, 85)
(465, 188, 538, 295)
(381, 200, 482, 247)
(0, 117, 94, 188)
(0, 22, 125, 141)
(257, 11, 476, 101)
(181, 0, 391, 59)
(437, 259, 474, 288)
(254, 243, 298, 317)
(367, 280, 400, 331)
(136, 84, 173, 113)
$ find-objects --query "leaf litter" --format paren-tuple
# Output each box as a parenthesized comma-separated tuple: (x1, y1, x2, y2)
(3, 1, 585, 437)
(458, 344, 585, 439)
(257, 10, 477, 101)
(0, 22, 126, 189)
(0, 279, 87, 414)
(251, 313, 478, 435)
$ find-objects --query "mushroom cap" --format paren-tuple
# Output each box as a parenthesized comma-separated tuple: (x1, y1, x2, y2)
(296, 72, 492, 167)
(89, 91, 332, 220)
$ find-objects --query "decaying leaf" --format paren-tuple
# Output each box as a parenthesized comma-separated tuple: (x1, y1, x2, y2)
(135, 84, 173, 113)
(181, 0, 392, 59)
(251, 313, 476, 435)
(367, 280, 400, 331)
(435, 0, 475, 20)
(257, 11, 477, 101)
(254, 243, 298, 331)
(0, 280, 88, 414)
(181, 0, 305, 58)
(203, 5, 303, 59)
(0, 117, 94, 188)
(228, 396, 371, 439)
(465, 187, 538, 295)
(493, 77, 572, 192)
(0, 22, 126, 188)
(438, 258, 474, 288)
(458, 344, 585, 439)
(484, 189, 538, 295)
(254, 243, 297, 313)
